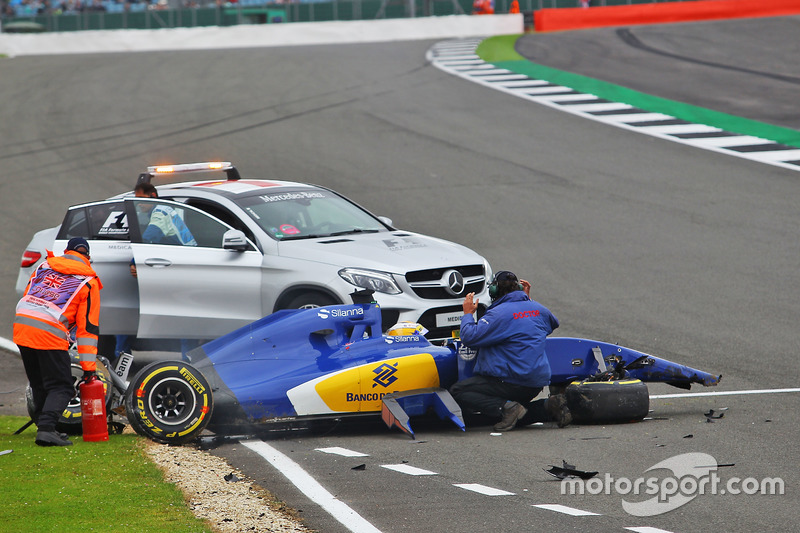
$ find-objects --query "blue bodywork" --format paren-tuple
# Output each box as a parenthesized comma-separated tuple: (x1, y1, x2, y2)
(186, 302, 719, 435)
(545, 337, 720, 389)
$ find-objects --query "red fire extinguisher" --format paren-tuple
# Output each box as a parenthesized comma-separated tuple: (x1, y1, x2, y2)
(80, 375, 109, 442)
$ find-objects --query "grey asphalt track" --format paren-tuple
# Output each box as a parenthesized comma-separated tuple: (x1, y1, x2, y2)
(1, 16, 799, 533)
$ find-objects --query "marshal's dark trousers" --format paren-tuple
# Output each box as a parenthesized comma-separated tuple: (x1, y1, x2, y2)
(19, 346, 74, 432)
(450, 374, 552, 426)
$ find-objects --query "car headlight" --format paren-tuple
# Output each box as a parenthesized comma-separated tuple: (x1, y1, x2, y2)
(339, 268, 402, 295)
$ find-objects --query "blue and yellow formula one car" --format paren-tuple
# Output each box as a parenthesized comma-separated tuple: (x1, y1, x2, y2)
(121, 292, 720, 444)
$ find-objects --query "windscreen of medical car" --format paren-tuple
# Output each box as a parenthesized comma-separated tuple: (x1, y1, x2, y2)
(235, 189, 386, 240)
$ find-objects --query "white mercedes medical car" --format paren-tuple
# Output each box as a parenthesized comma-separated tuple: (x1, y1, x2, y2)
(17, 162, 492, 349)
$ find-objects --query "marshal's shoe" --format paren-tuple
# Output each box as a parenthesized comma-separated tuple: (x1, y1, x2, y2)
(546, 394, 573, 428)
(35, 430, 73, 447)
(494, 401, 528, 432)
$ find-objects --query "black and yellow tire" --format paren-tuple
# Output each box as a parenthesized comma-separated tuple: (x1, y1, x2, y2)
(26, 357, 112, 435)
(124, 361, 213, 445)
(565, 379, 649, 424)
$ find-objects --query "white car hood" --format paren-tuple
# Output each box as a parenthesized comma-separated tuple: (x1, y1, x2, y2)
(276, 231, 483, 272)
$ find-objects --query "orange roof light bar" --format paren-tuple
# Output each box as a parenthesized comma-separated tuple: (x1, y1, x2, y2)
(137, 161, 240, 186)
(147, 162, 233, 175)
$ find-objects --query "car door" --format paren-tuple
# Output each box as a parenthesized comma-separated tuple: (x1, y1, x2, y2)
(54, 200, 139, 336)
(126, 198, 263, 339)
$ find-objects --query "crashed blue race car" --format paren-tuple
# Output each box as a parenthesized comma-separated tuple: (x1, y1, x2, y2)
(117, 291, 720, 444)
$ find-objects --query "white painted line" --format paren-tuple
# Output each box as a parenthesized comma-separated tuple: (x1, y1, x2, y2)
(560, 102, 633, 113)
(460, 68, 513, 76)
(316, 447, 369, 457)
(519, 86, 573, 95)
(636, 124, 721, 135)
(533, 503, 600, 516)
(440, 53, 481, 59)
(651, 387, 800, 399)
(435, 44, 482, 50)
(436, 48, 482, 55)
(0, 337, 20, 355)
(435, 40, 482, 48)
(452, 63, 498, 70)
(614, 113, 677, 123)
(625, 527, 676, 533)
(537, 93, 600, 103)
(381, 464, 437, 476)
(453, 483, 515, 496)
(689, 135, 774, 147)
(435, 54, 479, 61)
(740, 149, 800, 162)
(436, 46, 481, 53)
(497, 79, 552, 88)
(475, 74, 531, 82)
(243, 440, 382, 533)
(442, 59, 486, 66)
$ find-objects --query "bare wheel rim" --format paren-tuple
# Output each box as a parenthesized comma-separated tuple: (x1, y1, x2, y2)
(147, 377, 197, 426)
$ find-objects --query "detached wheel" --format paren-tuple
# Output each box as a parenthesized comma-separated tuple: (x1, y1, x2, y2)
(26, 357, 112, 435)
(125, 361, 213, 445)
(565, 379, 649, 424)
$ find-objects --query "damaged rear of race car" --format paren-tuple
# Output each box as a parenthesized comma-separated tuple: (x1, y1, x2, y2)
(122, 299, 720, 444)
(545, 338, 720, 425)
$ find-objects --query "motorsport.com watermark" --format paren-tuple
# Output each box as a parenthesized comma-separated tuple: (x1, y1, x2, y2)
(561, 453, 784, 517)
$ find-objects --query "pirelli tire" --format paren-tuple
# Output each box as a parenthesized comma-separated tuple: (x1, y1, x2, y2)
(564, 379, 649, 424)
(26, 356, 113, 435)
(125, 361, 213, 445)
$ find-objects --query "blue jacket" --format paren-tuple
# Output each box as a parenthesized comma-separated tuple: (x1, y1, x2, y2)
(460, 290, 559, 388)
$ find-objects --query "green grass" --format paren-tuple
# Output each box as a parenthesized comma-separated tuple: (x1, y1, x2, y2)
(475, 34, 526, 63)
(0, 416, 213, 533)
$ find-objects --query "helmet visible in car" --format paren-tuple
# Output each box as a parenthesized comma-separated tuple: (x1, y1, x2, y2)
(387, 322, 428, 337)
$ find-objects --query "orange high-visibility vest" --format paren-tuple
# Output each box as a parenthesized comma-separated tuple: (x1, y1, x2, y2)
(14, 250, 102, 371)
(510, 0, 520, 14)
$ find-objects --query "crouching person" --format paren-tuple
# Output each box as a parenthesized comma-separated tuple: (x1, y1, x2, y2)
(450, 270, 571, 431)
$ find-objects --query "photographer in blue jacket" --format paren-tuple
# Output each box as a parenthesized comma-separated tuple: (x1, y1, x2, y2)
(450, 270, 571, 431)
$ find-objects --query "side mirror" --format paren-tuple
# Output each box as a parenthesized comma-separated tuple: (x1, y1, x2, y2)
(222, 229, 249, 251)
(378, 216, 393, 228)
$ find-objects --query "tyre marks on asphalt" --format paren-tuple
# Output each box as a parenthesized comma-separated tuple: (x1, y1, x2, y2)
(426, 39, 800, 173)
(266, 444, 679, 533)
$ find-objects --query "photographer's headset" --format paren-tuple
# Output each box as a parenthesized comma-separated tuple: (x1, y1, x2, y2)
(488, 270, 524, 300)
